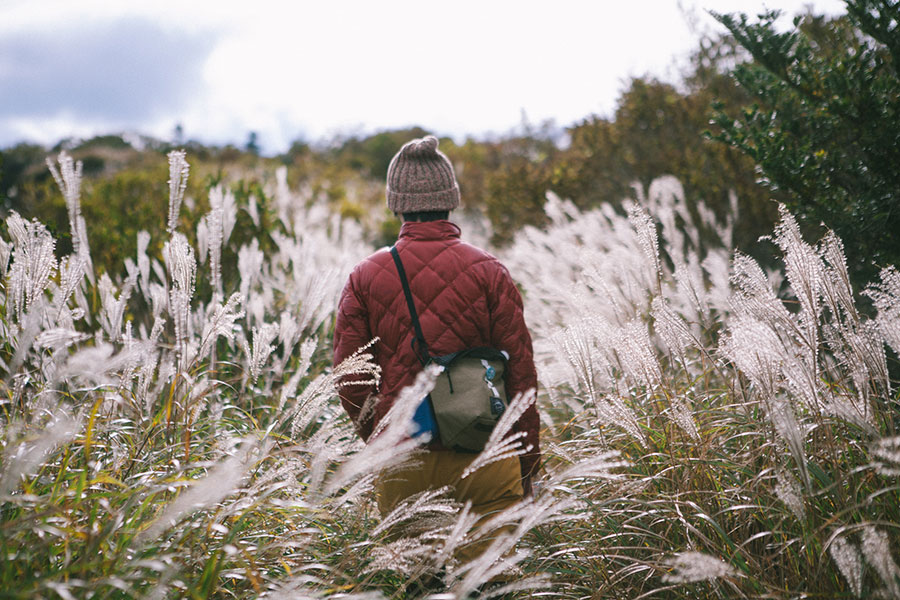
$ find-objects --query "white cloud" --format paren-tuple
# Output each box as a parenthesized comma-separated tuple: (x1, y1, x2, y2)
(0, 0, 848, 153)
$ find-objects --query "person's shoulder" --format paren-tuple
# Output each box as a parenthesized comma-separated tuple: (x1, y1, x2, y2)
(454, 239, 501, 266)
(351, 246, 392, 278)
(461, 243, 516, 283)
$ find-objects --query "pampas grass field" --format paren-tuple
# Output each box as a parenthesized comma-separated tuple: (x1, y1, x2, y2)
(1, 152, 898, 599)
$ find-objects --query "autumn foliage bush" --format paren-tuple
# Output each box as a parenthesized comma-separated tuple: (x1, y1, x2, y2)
(1, 153, 899, 599)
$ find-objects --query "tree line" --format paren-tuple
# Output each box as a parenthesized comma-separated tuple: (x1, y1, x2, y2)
(1, 0, 896, 289)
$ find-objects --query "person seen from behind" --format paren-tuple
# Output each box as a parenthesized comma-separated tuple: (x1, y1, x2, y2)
(332, 135, 541, 555)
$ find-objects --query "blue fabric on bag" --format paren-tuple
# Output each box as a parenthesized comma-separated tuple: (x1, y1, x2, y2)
(410, 394, 438, 440)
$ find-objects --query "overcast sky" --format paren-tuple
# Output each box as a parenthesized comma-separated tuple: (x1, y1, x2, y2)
(0, 0, 847, 154)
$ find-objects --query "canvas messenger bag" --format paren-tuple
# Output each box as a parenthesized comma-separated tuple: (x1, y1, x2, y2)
(390, 246, 508, 453)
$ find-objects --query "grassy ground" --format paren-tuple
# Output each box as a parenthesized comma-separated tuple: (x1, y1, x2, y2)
(1, 156, 898, 599)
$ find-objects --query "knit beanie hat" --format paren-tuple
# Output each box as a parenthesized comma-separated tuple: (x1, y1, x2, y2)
(386, 135, 460, 213)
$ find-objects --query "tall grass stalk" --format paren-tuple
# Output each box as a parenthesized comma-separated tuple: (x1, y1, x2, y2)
(1, 160, 898, 598)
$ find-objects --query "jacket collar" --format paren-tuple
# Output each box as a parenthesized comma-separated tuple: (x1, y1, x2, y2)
(397, 220, 461, 242)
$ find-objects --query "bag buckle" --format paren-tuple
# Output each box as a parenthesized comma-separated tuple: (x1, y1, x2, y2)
(490, 396, 505, 417)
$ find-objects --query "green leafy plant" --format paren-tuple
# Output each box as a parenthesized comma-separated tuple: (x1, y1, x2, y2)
(711, 1, 900, 285)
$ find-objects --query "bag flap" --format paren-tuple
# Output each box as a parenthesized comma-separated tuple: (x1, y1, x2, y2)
(429, 347, 508, 367)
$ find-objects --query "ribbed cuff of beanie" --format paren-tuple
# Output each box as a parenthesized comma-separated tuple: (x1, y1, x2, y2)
(386, 185, 460, 213)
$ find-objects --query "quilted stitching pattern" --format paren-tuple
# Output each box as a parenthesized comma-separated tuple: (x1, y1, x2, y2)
(333, 220, 540, 477)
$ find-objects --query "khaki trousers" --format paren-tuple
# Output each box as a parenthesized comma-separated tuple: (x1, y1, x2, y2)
(376, 451, 524, 564)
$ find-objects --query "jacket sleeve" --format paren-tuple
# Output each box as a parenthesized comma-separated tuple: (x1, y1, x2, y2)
(487, 262, 541, 480)
(333, 270, 378, 441)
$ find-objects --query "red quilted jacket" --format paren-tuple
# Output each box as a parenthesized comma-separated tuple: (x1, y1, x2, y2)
(333, 220, 540, 479)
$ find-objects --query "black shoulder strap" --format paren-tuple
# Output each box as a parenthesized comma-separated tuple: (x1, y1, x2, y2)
(390, 246, 430, 364)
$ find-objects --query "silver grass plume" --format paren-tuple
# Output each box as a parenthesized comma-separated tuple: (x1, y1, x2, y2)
(871, 436, 900, 477)
(6, 212, 57, 324)
(296, 270, 337, 334)
(861, 526, 900, 598)
(245, 290, 270, 327)
(246, 194, 260, 227)
(238, 239, 264, 301)
(164, 232, 196, 294)
(147, 282, 168, 320)
(702, 250, 733, 314)
(219, 186, 237, 242)
(53, 255, 86, 326)
(0, 411, 79, 497)
(198, 292, 244, 359)
(544, 450, 627, 489)
(324, 366, 432, 496)
(819, 231, 859, 324)
(59, 342, 146, 387)
(774, 467, 806, 520)
(673, 250, 711, 325)
(8, 311, 42, 375)
(773, 206, 825, 351)
(35, 328, 88, 354)
(771, 397, 811, 490)
(859, 320, 890, 399)
(183, 375, 213, 427)
(772, 206, 824, 409)
(204, 185, 231, 298)
(462, 389, 536, 479)
(275, 311, 301, 373)
(615, 319, 665, 392)
(303, 416, 361, 499)
(448, 534, 529, 596)
(244, 455, 309, 502)
(730, 252, 795, 335)
(287, 372, 334, 439)
(481, 493, 585, 536)
(865, 266, 900, 357)
(116, 321, 144, 391)
(137, 317, 165, 410)
(274, 165, 292, 229)
(594, 394, 645, 447)
(332, 337, 382, 391)
(166, 150, 190, 234)
(0, 236, 11, 278)
(261, 584, 381, 600)
(428, 501, 482, 568)
(627, 201, 662, 296)
(136, 231, 152, 295)
(369, 503, 463, 576)
(268, 230, 343, 334)
(722, 316, 811, 487)
(287, 338, 379, 439)
(98, 273, 134, 342)
(326, 470, 376, 510)
(278, 337, 317, 412)
(667, 391, 700, 441)
(543, 191, 580, 226)
(821, 322, 883, 429)
(651, 296, 698, 367)
(365, 533, 444, 576)
(647, 176, 692, 256)
(47, 151, 93, 281)
(554, 318, 607, 403)
(661, 551, 737, 583)
(243, 322, 279, 384)
(370, 488, 459, 539)
(829, 535, 863, 597)
(163, 232, 196, 370)
(196, 217, 208, 264)
(463, 576, 552, 600)
(450, 494, 581, 595)
(721, 315, 783, 402)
